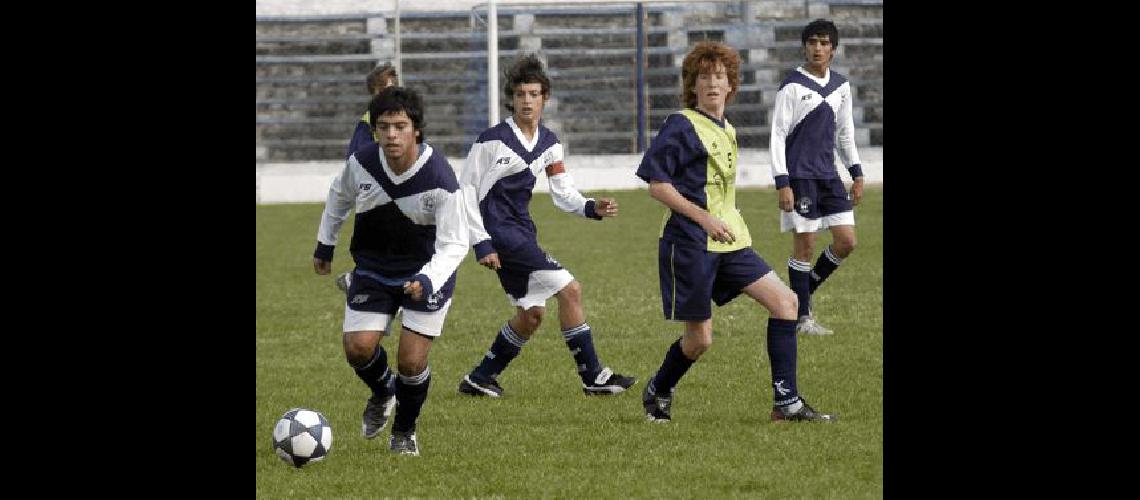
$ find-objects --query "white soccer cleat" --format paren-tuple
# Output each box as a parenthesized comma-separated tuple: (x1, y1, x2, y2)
(796, 315, 834, 336)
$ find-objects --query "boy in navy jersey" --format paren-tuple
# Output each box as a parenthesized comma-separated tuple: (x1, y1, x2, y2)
(456, 55, 636, 398)
(637, 42, 835, 423)
(313, 87, 468, 456)
(770, 19, 865, 336)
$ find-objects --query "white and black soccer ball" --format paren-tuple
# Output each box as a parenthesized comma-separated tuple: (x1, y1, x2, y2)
(272, 408, 333, 468)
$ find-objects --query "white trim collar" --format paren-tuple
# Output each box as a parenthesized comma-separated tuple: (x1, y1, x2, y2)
(380, 143, 432, 185)
(796, 66, 831, 86)
(506, 116, 540, 152)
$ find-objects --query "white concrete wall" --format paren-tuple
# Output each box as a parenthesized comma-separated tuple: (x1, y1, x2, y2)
(256, 147, 882, 203)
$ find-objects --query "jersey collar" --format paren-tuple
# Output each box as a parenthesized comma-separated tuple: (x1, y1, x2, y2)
(380, 143, 432, 185)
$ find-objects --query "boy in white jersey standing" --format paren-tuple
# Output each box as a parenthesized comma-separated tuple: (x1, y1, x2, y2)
(456, 55, 636, 398)
(770, 19, 865, 336)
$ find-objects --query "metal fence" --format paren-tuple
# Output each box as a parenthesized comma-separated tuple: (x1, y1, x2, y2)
(256, 0, 882, 162)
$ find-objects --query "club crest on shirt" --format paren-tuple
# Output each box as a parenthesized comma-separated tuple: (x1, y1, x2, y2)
(797, 197, 812, 215)
(420, 193, 436, 214)
(426, 290, 443, 310)
(495, 156, 511, 166)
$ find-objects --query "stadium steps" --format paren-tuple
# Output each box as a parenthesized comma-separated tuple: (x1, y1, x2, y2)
(256, 2, 883, 161)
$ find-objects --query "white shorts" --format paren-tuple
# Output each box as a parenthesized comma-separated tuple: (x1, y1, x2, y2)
(780, 210, 855, 233)
(342, 299, 453, 337)
(508, 269, 574, 310)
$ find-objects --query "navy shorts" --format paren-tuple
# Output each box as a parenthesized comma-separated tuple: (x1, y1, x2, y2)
(790, 178, 852, 219)
(347, 268, 457, 314)
(657, 240, 772, 321)
(494, 240, 566, 300)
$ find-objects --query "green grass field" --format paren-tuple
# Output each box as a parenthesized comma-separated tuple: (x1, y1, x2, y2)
(256, 186, 882, 498)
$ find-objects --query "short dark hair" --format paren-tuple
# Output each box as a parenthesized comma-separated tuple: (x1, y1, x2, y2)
(369, 86, 426, 144)
(366, 62, 399, 95)
(503, 54, 550, 113)
(801, 18, 840, 48)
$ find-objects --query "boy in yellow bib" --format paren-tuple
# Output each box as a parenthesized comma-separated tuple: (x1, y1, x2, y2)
(635, 42, 835, 423)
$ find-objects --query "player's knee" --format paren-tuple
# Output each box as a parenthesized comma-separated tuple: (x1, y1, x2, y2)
(559, 280, 582, 304)
(517, 308, 544, 334)
(343, 337, 377, 368)
(397, 357, 427, 377)
(681, 335, 712, 359)
(834, 236, 857, 258)
(771, 291, 799, 320)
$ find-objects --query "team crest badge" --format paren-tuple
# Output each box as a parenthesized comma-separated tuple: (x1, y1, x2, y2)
(420, 194, 435, 214)
(796, 197, 812, 215)
(426, 290, 443, 310)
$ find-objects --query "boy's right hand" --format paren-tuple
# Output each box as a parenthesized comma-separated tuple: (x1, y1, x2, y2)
(778, 187, 794, 212)
(313, 258, 332, 275)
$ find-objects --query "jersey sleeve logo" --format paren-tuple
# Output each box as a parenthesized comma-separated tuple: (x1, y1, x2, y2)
(420, 193, 436, 214)
(359, 183, 372, 191)
(495, 156, 512, 166)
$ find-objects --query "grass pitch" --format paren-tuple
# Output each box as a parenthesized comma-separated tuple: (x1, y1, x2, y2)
(256, 186, 883, 498)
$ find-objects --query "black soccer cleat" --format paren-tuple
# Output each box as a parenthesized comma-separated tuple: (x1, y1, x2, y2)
(771, 398, 837, 423)
(389, 429, 420, 456)
(583, 367, 637, 395)
(361, 392, 397, 439)
(458, 373, 504, 398)
(641, 377, 673, 423)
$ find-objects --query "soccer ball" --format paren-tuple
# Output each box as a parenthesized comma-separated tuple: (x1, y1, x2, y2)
(272, 408, 333, 468)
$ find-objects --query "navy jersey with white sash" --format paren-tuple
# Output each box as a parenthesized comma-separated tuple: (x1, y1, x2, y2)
(461, 116, 601, 260)
(769, 66, 862, 189)
(315, 142, 468, 297)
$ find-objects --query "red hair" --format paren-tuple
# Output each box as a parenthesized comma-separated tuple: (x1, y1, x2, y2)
(680, 42, 741, 109)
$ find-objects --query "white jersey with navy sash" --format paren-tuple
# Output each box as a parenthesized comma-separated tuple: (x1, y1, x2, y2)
(461, 116, 601, 260)
(316, 142, 468, 295)
(769, 66, 862, 188)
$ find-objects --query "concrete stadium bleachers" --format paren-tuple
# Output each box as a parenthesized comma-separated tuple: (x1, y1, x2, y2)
(256, 0, 883, 163)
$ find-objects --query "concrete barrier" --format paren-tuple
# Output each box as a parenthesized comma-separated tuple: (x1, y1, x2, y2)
(256, 147, 882, 203)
